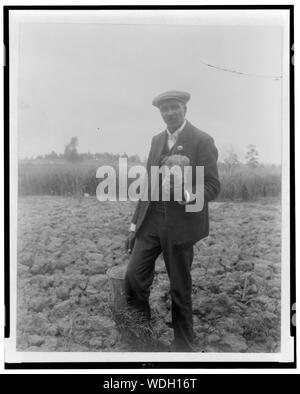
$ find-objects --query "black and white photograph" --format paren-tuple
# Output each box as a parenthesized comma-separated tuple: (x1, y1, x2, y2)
(4, 6, 295, 366)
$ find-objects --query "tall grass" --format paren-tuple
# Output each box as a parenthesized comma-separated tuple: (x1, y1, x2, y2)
(18, 162, 99, 196)
(18, 161, 281, 201)
(218, 166, 281, 201)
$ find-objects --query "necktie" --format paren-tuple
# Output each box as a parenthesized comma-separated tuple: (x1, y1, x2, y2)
(168, 133, 177, 150)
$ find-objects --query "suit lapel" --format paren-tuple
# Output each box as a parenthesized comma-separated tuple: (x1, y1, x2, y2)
(152, 131, 168, 166)
(170, 120, 192, 155)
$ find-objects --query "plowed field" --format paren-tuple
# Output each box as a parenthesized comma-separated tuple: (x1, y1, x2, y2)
(17, 196, 281, 352)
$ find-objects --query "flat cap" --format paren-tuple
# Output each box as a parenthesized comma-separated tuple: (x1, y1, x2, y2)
(152, 90, 191, 108)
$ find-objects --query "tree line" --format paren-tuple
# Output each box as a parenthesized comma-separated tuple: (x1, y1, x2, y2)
(26, 137, 141, 164)
(22, 137, 278, 170)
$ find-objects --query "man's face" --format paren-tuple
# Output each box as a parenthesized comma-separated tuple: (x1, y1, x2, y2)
(159, 100, 187, 130)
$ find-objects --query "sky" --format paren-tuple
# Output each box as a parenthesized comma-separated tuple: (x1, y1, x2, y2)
(17, 18, 283, 163)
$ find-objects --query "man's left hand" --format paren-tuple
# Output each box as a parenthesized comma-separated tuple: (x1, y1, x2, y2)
(162, 175, 185, 202)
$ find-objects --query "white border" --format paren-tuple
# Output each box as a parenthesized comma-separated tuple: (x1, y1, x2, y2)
(5, 7, 294, 364)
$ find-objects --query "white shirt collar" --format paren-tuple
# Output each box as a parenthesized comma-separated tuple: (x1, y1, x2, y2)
(166, 119, 187, 139)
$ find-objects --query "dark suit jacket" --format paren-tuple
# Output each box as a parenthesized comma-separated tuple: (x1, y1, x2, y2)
(131, 120, 220, 245)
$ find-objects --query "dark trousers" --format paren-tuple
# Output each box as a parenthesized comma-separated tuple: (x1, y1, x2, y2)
(124, 206, 194, 351)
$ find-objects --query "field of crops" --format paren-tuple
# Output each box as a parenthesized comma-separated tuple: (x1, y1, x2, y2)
(18, 161, 281, 201)
(17, 196, 281, 352)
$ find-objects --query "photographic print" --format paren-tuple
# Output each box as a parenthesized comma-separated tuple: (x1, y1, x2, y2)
(4, 7, 295, 366)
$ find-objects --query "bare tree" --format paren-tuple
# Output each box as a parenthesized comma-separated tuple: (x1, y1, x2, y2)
(64, 137, 81, 163)
(223, 147, 241, 174)
(245, 144, 259, 168)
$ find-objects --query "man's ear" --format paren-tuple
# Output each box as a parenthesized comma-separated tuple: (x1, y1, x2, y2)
(183, 105, 187, 115)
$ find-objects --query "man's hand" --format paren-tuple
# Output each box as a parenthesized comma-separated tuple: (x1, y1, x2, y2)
(125, 231, 136, 254)
(162, 174, 185, 202)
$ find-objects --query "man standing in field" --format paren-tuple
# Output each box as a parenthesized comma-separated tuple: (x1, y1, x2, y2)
(124, 91, 220, 351)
